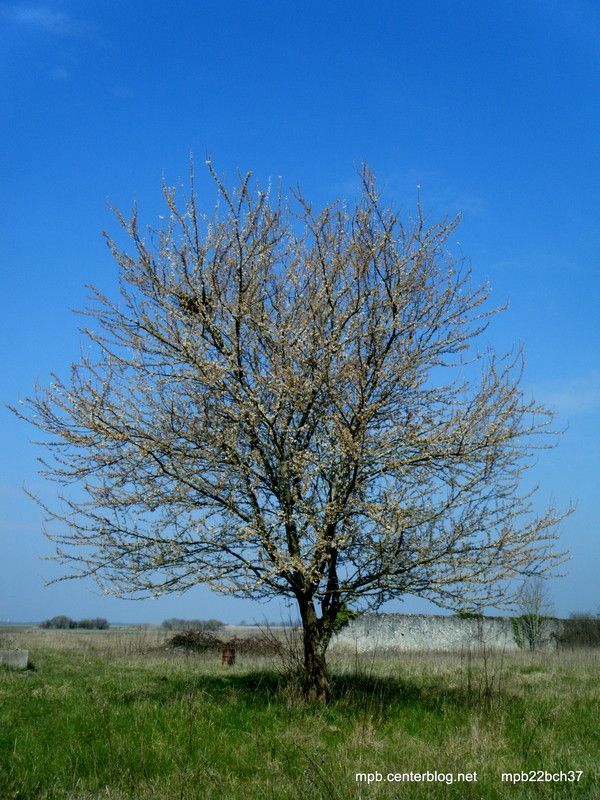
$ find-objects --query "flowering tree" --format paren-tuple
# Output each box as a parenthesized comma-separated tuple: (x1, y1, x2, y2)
(14, 164, 568, 700)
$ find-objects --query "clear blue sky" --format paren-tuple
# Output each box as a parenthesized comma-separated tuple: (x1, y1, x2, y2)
(1, 1, 598, 623)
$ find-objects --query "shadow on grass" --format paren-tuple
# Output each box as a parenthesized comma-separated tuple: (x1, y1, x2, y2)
(118, 668, 503, 718)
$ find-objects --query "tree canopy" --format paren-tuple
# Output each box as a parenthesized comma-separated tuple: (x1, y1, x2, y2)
(15, 164, 569, 699)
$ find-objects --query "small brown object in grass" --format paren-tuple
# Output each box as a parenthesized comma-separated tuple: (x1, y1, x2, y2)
(221, 644, 235, 665)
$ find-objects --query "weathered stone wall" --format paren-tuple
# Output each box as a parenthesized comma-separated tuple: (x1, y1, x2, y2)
(331, 613, 562, 652)
(0, 649, 29, 669)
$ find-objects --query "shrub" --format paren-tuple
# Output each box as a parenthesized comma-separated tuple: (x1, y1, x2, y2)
(331, 604, 359, 632)
(168, 629, 223, 652)
(456, 610, 484, 620)
(161, 618, 224, 632)
(558, 613, 600, 648)
(167, 628, 286, 656)
(77, 618, 110, 630)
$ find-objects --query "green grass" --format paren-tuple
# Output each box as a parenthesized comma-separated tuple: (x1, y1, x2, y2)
(0, 629, 598, 799)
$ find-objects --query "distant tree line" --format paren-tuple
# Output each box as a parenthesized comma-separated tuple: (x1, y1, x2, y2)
(40, 615, 109, 630)
(160, 618, 224, 632)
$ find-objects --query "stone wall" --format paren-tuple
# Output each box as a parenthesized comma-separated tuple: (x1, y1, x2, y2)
(0, 649, 29, 669)
(331, 613, 562, 653)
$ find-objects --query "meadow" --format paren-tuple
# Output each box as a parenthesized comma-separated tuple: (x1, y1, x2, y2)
(0, 627, 598, 800)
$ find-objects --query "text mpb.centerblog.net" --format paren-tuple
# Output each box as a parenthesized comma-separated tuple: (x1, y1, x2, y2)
(356, 771, 477, 785)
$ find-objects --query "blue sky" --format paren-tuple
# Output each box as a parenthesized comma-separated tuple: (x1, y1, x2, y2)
(1, 1, 598, 623)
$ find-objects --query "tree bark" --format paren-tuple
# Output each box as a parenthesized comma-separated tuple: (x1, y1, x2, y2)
(299, 599, 330, 702)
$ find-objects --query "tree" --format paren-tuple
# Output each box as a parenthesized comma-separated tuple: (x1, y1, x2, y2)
(39, 615, 75, 629)
(511, 576, 554, 650)
(14, 163, 569, 700)
(39, 615, 110, 630)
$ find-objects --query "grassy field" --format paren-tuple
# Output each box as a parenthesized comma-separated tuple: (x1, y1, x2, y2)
(0, 628, 598, 800)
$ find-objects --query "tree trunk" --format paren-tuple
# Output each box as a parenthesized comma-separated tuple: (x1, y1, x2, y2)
(299, 600, 330, 702)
